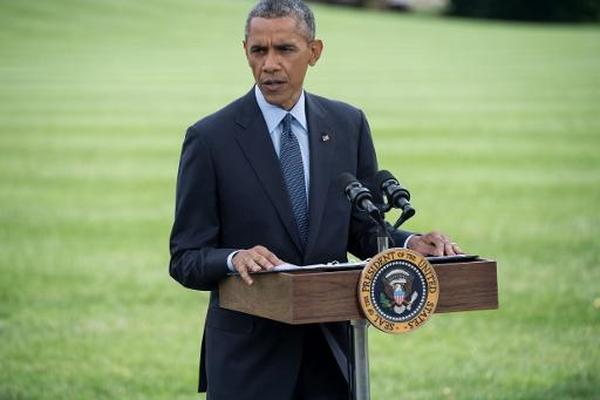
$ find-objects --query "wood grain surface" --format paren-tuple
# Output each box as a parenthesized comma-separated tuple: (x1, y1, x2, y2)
(219, 259, 498, 324)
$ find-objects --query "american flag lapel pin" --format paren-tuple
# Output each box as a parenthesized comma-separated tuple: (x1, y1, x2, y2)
(321, 134, 330, 142)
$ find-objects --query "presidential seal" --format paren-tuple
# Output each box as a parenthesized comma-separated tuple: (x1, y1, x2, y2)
(358, 248, 439, 333)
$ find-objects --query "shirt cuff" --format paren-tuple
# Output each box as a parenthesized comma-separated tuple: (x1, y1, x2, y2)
(226, 250, 239, 272)
(402, 234, 415, 249)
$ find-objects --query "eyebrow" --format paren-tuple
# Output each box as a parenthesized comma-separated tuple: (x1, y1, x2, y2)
(250, 44, 267, 52)
(275, 43, 297, 50)
(249, 42, 298, 52)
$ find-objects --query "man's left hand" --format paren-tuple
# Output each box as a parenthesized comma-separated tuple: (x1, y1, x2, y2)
(407, 231, 462, 256)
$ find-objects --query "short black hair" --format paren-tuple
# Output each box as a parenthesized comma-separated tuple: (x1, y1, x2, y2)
(245, 0, 316, 41)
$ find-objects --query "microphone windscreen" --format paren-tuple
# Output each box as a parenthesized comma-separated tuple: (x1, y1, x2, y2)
(339, 172, 358, 191)
(375, 170, 394, 188)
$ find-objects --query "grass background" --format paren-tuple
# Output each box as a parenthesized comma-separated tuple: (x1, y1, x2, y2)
(1, 0, 599, 398)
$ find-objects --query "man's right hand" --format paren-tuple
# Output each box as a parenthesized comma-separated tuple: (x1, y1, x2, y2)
(407, 231, 462, 257)
(232, 245, 284, 286)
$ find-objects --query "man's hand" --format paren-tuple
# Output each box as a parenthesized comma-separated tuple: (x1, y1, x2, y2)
(232, 245, 284, 286)
(407, 231, 463, 256)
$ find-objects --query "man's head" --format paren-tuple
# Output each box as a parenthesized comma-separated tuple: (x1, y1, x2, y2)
(244, 0, 323, 110)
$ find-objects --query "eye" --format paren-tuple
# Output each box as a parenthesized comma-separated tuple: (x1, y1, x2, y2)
(250, 47, 267, 55)
(276, 45, 296, 54)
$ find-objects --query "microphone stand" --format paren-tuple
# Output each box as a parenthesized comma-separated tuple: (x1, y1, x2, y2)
(343, 172, 414, 400)
(350, 214, 390, 400)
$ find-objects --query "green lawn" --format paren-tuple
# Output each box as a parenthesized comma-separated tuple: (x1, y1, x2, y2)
(1, 1, 599, 399)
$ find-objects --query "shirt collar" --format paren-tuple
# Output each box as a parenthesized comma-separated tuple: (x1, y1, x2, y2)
(254, 85, 307, 133)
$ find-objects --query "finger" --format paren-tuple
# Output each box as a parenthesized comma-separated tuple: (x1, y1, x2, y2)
(233, 253, 257, 283)
(243, 249, 274, 271)
(424, 236, 445, 256)
(408, 235, 437, 256)
(452, 243, 463, 254)
(428, 245, 443, 257)
(422, 234, 444, 251)
(236, 250, 262, 271)
(253, 246, 283, 268)
(252, 255, 274, 271)
(426, 231, 454, 246)
(253, 246, 274, 260)
(236, 265, 254, 286)
(426, 231, 444, 242)
(414, 241, 440, 257)
(246, 258, 262, 273)
(430, 243, 444, 256)
(444, 242, 457, 256)
(267, 253, 284, 267)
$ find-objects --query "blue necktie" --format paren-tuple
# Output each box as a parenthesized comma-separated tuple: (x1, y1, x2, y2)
(279, 113, 309, 245)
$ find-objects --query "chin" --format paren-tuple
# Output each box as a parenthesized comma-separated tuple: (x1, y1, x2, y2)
(264, 95, 286, 108)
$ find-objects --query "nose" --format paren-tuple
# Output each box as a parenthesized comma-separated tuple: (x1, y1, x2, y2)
(262, 50, 280, 73)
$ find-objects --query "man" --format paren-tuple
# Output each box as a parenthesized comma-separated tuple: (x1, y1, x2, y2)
(169, 1, 461, 399)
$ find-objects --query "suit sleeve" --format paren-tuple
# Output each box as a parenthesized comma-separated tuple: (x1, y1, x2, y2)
(347, 110, 412, 259)
(169, 126, 236, 291)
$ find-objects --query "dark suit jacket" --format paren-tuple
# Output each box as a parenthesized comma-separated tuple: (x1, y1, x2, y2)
(169, 88, 410, 399)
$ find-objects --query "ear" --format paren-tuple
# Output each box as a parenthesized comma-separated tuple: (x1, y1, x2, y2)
(243, 40, 252, 66)
(308, 39, 323, 67)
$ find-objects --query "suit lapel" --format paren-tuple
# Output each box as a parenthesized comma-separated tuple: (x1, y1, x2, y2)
(305, 93, 335, 257)
(233, 90, 304, 254)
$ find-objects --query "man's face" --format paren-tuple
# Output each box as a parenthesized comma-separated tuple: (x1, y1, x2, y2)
(244, 16, 323, 110)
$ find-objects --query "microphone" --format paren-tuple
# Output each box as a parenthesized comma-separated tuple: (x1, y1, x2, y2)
(339, 172, 381, 219)
(375, 170, 416, 227)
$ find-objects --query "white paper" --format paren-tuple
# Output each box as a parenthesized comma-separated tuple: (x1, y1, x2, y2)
(272, 260, 367, 272)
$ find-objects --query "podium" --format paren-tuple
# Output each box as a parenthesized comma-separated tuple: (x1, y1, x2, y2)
(220, 258, 498, 323)
(219, 257, 498, 398)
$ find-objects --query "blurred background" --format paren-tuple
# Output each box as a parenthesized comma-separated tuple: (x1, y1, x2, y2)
(1, 0, 599, 398)
(314, 0, 600, 22)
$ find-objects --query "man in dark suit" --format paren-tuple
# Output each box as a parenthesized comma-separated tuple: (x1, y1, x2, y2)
(169, 1, 461, 399)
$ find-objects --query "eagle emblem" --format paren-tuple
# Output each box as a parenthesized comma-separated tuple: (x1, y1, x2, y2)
(359, 248, 439, 333)
(381, 269, 418, 315)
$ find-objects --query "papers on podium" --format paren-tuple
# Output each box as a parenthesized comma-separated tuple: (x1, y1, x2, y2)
(269, 254, 479, 272)
(272, 260, 367, 273)
(225, 254, 479, 276)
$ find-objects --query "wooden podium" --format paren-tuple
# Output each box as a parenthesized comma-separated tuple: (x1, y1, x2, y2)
(219, 257, 498, 399)
(219, 258, 498, 323)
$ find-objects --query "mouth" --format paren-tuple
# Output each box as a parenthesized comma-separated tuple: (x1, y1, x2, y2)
(261, 79, 287, 92)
